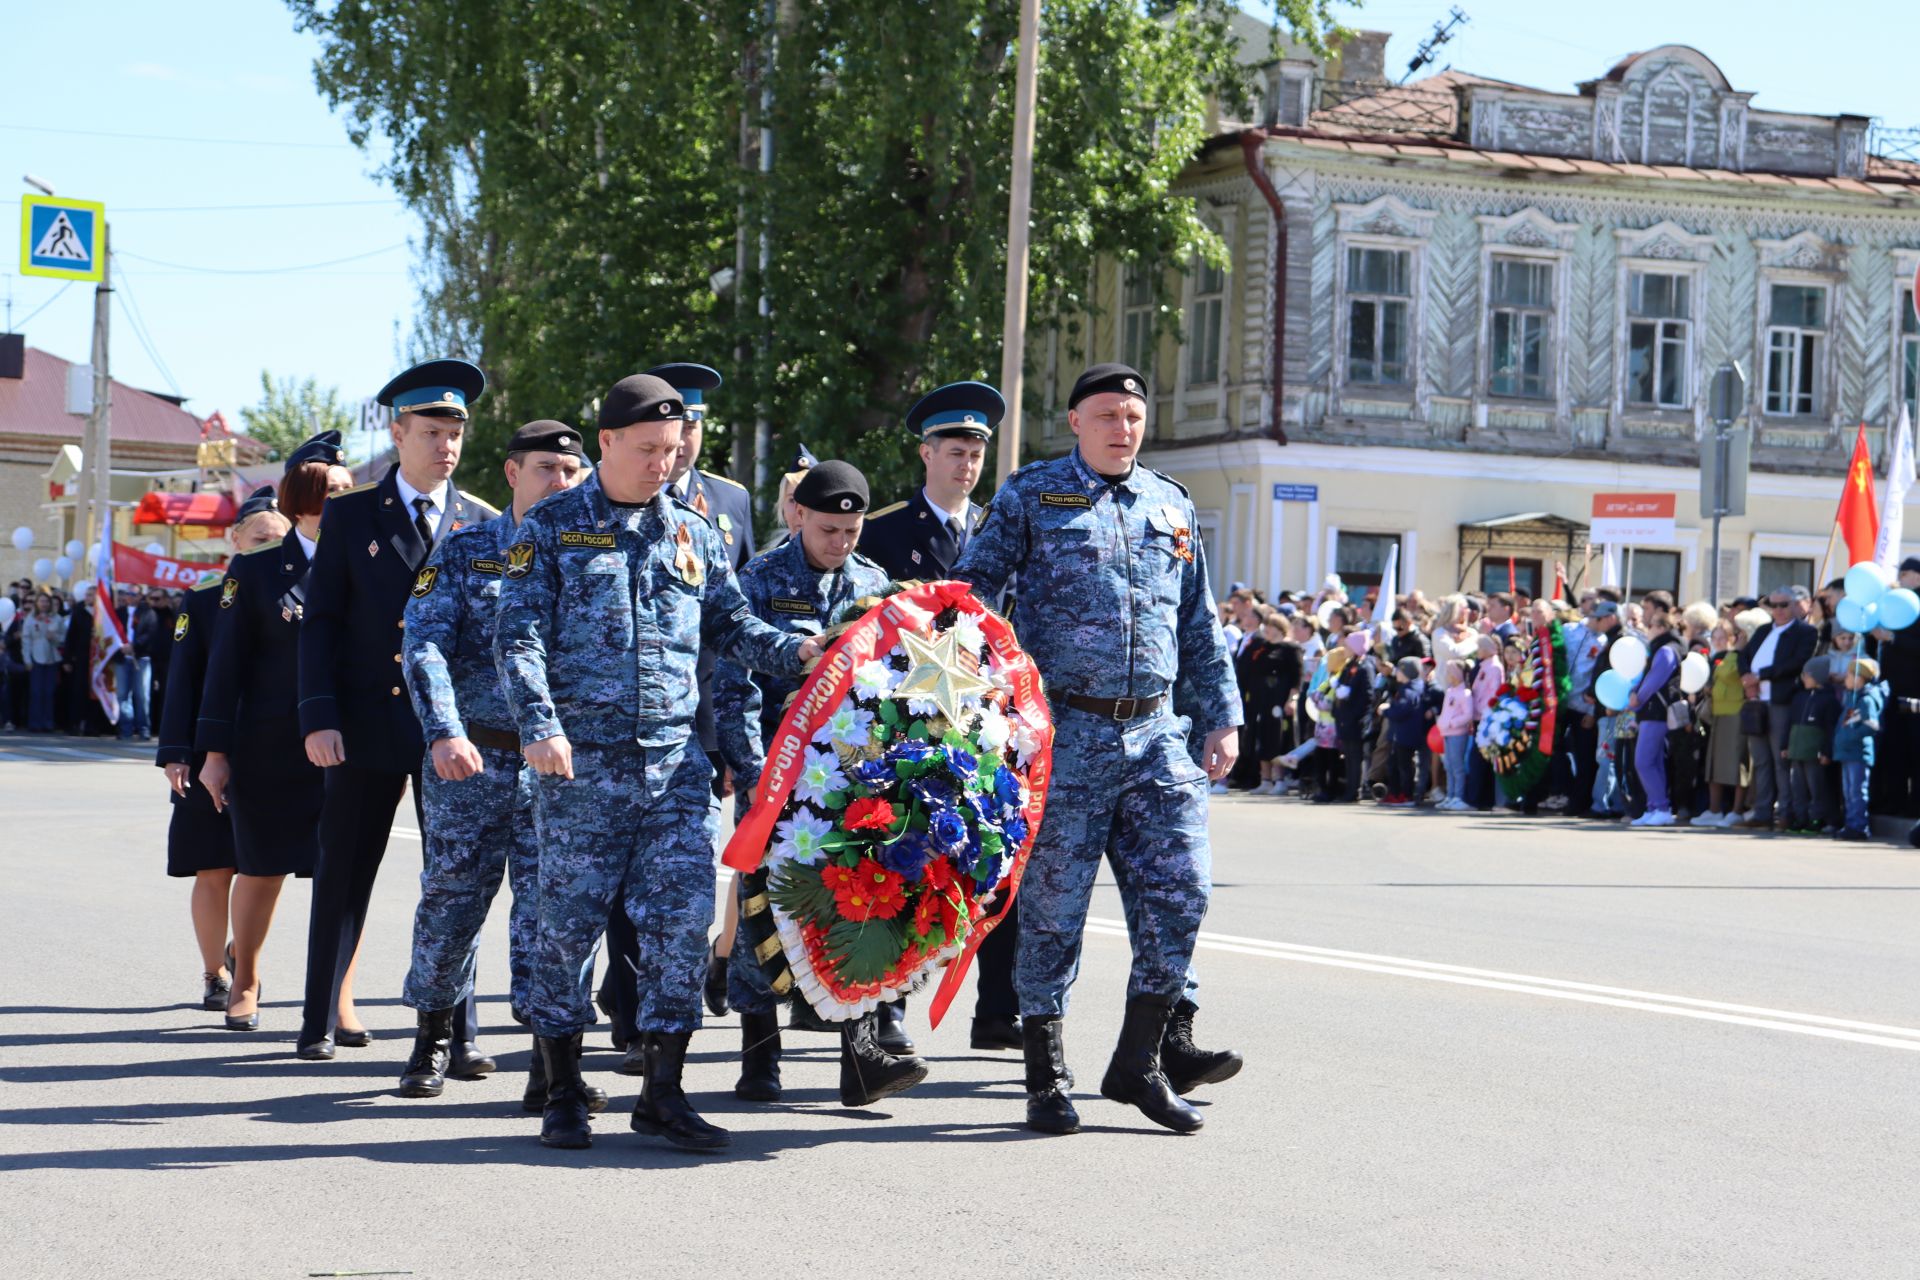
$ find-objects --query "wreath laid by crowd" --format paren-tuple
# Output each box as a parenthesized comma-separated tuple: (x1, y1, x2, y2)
(722, 580, 1055, 1026)
(1474, 620, 1568, 800)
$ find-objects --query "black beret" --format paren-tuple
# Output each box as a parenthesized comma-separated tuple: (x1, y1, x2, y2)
(598, 374, 685, 430)
(234, 486, 279, 522)
(1068, 362, 1148, 411)
(792, 459, 869, 514)
(1902, 557, 1920, 576)
(376, 358, 486, 419)
(642, 362, 722, 411)
(506, 419, 588, 461)
(284, 429, 346, 472)
(905, 381, 1004, 441)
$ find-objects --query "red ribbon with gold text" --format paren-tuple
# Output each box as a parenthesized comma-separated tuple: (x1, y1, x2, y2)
(721, 580, 1054, 1029)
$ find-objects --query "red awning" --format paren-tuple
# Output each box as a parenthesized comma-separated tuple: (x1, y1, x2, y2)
(132, 490, 238, 529)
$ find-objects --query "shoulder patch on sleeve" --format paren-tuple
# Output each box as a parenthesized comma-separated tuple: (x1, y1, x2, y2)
(866, 500, 907, 520)
(219, 578, 239, 609)
(700, 469, 748, 492)
(173, 612, 190, 642)
(505, 541, 536, 578)
(411, 565, 440, 598)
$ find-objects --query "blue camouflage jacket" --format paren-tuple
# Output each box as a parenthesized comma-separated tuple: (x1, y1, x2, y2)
(403, 510, 521, 745)
(493, 472, 804, 749)
(712, 536, 893, 788)
(956, 448, 1240, 738)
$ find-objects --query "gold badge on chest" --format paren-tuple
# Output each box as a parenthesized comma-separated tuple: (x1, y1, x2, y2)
(673, 523, 705, 587)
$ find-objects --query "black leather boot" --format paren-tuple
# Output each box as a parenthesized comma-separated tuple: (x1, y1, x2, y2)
(788, 996, 835, 1034)
(703, 943, 731, 1017)
(523, 1034, 606, 1113)
(536, 1032, 592, 1149)
(874, 998, 915, 1054)
(840, 1011, 928, 1107)
(735, 1008, 783, 1103)
(1022, 1015, 1080, 1135)
(630, 1032, 730, 1152)
(448, 1039, 496, 1080)
(1099, 995, 1202, 1133)
(1161, 999, 1243, 1096)
(397, 1007, 455, 1097)
(971, 1013, 1023, 1051)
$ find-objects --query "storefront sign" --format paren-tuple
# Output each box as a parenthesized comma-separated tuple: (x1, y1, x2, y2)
(1590, 492, 1677, 545)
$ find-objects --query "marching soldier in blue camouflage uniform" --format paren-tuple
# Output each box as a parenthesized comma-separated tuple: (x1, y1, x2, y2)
(397, 421, 604, 1114)
(956, 362, 1241, 1136)
(712, 459, 932, 1109)
(494, 374, 822, 1153)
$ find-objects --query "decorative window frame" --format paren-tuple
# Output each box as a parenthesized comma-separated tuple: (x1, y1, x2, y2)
(1476, 208, 1580, 417)
(1613, 221, 1716, 429)
(1174, 205, 1238, 434)
(1115, 260, 1159, 379)
(1892, 248, 1920, 429)
(1754, 231, 1846, 425)
(1331, 195, 1434, 411)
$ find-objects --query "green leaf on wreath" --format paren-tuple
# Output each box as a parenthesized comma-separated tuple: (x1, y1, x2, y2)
(825, 918, 907, 984)
(908, 720, 928, 741)
(981, 830, 1004, 857)
(767, 863, 837, 928)
(878, 700, 900, 726)
(824, 789, 848, 809)
(980, 751, 1002, 774)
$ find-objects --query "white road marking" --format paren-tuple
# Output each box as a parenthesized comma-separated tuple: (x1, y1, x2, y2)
(1084, 918, 1920, 1053)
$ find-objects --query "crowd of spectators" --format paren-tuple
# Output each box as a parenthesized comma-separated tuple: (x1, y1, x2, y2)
(1, 577, 184, 739)
(1216, 561, 1920, 839)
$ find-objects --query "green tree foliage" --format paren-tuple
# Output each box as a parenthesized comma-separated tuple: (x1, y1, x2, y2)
(286, 0, 1338, 515)
(237, 370, 357, 461)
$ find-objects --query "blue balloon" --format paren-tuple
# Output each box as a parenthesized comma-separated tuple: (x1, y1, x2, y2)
(1595, 668, 1633, 712)
(1877, 587, 1920, 631)
(1837, 596, 1880, 634)
(1844, 562, 1892, 604)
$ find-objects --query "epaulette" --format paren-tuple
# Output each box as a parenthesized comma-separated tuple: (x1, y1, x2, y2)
(1149, 468, 1192, 499)
(866, 500, 908, 520)
(333, 481, 377, 499)
(668, 492, 702, 515)
(700, 469, 747, 492)
(236, 537, 284, 556)
(849, 551, 886, 572)
(459, 490, 501, 518)
(190, 575, 224, 591)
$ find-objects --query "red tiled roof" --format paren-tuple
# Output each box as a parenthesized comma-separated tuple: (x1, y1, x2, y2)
(0, 346, 203, 447)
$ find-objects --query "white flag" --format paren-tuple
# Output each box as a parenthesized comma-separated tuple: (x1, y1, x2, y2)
(1600, 542, 1620, 588)
(1875, 405, 1914, 572)
(89, 510, 124, 724)
(1371, 544, 1399, 628)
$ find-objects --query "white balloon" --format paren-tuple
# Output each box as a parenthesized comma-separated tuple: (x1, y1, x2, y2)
(144, 542, 167, 556)
(1609, 635, 1649, 680)
(10, 526, 32, 552)
(0, 599, 14, 628)
(53, 556, 74, 580)
(1679, 650, 1712, 696)
(63, 539, 84, 560)
(31, 557, 52, 581)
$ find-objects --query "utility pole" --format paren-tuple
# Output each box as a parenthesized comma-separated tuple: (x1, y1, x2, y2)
(85, 226, 112, 559)
(995, 0, 1041, 490)
(1706, 362, 1747, 604)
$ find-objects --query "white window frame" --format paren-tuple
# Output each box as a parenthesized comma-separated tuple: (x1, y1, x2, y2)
(1893, 252, 1920, 428)
(1332, 196, 1435, 412)
(1475, 208, 1578, 424)
(1173, 207, 1237, 434)
(1747, 533, 1830, 602)
(1760, 277, 1832, 420)
(1618, 261, 1704, 414)
(1118, 263, 1156, 379)
(1184, 255, 1227, 387)
(1338, 240, 1416, 390)
(1484, 253, 1559, 402)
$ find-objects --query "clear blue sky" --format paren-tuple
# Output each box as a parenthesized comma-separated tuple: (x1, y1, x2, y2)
(3, 1, 1911, 438)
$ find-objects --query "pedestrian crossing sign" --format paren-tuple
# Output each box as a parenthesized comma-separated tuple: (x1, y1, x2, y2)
(20, 195, 105, 282)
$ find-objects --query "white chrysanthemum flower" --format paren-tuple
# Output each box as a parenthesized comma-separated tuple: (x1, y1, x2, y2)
(814, 704, 876, 748)
(773, 809, 835, 865)
(975, 705, 1011, 752)
(905, 696, 941, 720)
(793, 748, 849, 806)
(853, 660, 899, 699)
(950, 615, 986, 657)
(1010, 715, 1045, 763)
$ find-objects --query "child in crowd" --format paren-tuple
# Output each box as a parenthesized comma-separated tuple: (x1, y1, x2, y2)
(1785, 655, 1839, 835)
(1382, 656, 1427, 806)
(1329, 638, 1375, 804)
(1436, 659, 1474, 811)
(1832, 656, 1886, 841)
(1281, 646, 1347, 798)
(1249, 612, 1300, 795)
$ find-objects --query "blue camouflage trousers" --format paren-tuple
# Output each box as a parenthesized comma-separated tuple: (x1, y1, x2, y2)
(1016, 707, 1212, 1016)
(526, 738, 719, 1039)
(402, 743, 538, 1019)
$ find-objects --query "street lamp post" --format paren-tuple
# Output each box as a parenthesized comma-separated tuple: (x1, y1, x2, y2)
(1707, 362, 1746, 605)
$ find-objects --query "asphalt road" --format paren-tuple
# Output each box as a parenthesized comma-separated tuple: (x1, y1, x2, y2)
(5, 732, 1920, 1278)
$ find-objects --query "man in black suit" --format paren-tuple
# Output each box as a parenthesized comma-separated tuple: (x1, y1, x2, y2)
(859, 381, 1020, 1054)
(296, 359, 498, 1063)
(1737, 584, 1816, 830)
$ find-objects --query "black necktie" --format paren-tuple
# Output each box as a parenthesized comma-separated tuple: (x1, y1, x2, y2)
(948, 516, 969, 557)
(412, 495, 435, 547)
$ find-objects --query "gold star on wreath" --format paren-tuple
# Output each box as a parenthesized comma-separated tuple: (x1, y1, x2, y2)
(889, 626, 993, 724)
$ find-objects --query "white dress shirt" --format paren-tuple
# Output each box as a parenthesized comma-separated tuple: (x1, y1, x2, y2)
(394, 473, 449, 542)
(294, 529, 319, 564)
(1750, 623, 1783, 701)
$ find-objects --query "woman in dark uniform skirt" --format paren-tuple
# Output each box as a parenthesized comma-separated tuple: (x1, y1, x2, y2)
(156, 570, 238, 1011)
(197, 445, 353, 1032)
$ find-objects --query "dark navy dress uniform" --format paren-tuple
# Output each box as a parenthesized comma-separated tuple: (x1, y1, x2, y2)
(295, 360, 497, 1056)
(858, 490, 987, 583)
(196, 532, 321, 879)
(157, 575, 234, 877)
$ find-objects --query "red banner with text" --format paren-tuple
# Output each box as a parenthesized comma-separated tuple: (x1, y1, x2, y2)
(111, 542, 226, 591)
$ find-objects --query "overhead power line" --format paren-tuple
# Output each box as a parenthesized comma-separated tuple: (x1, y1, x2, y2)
(116, 198, 401, 214)
(0, 123, 353, 150)
(117, 243, 409, 276)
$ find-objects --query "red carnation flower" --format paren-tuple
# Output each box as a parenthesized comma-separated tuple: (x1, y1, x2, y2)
(843, 797, 897, 833)
(822, 861, 907, 921)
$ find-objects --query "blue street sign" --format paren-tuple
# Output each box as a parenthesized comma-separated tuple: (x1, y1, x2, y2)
(1272, 483, 1319, 502)
(20, 195, 105, 283)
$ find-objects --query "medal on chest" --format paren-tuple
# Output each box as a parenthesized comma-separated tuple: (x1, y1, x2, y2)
(674, 523, 706, 587)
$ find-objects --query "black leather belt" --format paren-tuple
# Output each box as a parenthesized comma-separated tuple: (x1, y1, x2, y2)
(1062, 693, 1168, 722)
(465, 724, 521, 752)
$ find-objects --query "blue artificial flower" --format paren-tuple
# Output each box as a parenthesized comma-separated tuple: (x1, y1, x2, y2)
(992, 765, 1021, 810)
(972, 852, 1005, 890)
(943, 745, 979, 785)
(850, 757, 895, 788)
(1003, 815, 1029, 848)
(880, 833, 934, 883)
(890, 740, 938, 766)
(909, 774, 957, 812)
(929, 809, 969, 852)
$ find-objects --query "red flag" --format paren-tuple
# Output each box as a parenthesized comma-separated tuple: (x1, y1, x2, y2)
(1836, 423, 1880, 567)
(1553, 562, 1568, 603)
(1507, 556, 1517, 594)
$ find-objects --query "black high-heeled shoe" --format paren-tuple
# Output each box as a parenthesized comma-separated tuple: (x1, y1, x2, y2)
(224, 982, 262, 1032)
(334, 1028, 373, 1048)
(202, 970, 231, 1012)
